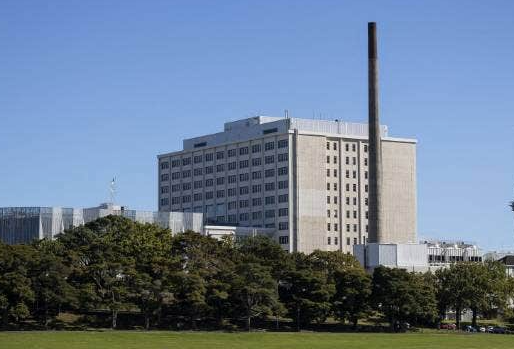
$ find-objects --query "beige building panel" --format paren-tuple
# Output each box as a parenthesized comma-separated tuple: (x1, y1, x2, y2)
(382, 140, 417, 243)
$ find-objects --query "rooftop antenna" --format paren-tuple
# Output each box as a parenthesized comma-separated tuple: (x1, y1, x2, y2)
(109, 177, 116, 205)
(284, 109, 289, 119)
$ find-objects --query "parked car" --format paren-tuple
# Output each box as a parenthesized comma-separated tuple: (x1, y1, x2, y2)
(478, 326, 486, 333)
(493, 327, 506, 334)
(440, 323, 457, 330)
(464, 325, 477, 332)
(487, 326, 495, 333)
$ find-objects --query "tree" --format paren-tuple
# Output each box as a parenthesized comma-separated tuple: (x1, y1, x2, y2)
(30, 239, 76, 328)
(0, 243, 35, 328)
(372, 266, 437, 331)
(279, 253, 333, 330)
(230, 262, 280, 331)
(332, 266, 371, 328)
(58, 216, 137, 329)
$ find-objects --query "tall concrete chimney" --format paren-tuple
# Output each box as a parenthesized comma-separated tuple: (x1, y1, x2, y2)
(367, 22, 383, 243)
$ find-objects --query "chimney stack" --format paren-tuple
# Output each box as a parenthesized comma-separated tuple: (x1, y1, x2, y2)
(368, 22, 383, 243)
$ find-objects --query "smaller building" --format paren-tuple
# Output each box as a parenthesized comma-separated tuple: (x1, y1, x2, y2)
(354, 240, 483, 272)
(0, 203, 203, 245)
(498, 255, 514, 277)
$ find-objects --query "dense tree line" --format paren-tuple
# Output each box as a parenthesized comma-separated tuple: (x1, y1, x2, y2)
(0, 216, 513, 331)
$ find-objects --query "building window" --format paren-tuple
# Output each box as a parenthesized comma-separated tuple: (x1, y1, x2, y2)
(333, 156, 337, 164)
(239, 147, 249, 155)
(346, 197, 350, 205)
(327, 223, 331, 231)
(228, 149, 237, 157)
(327, 156, 330, 164)
(334, 223, 338, 232)
(161, 186, 169, 194)
(265, 182, 275, 191)
(353, 210, 357, 219)
(327, 209, 331, 217)
(333, 183, 337, 191)
(352, 144, 356, 152)
(193, 193, 203, 201)
(354, 237, 358, 244)
(265, 209, 275, 218)
(240, 173, 249, 181)
(346, 170, 350, 178)
(252, 144, 261, 153)
(365, 211, 369, 219)
(353, 157, 357, 165)
(327, 196, 331, 204)
(205, 153, 214, 161)
(365, 197, 368, 206)
(347, 237, 350, 245)
(161, 173, 170, 181)
(194, 155, 203, 164)
(194, 168, 203, 176)
(205, 166, 214, 174)
(279, 235, 289, 244)
(228, 201, 237, 210)
(252, 171, 262, 179)
(172, 197, 180, 205)
(278, 208, 288, 217)
(239, 186, 249, 195)
(216, 164, 225, 172)
(216, 190, 225, 198)
(252, 184, 262, 193)
(365, 185, 369, 193)
(160, 198, 169, 206)
(228, 162, 237, 170)
(278, 167, 288, 176)
(345, 144, 349, 152)
(278, 194, 288, 203)
(265, 169, 275, 178)
(346, 157, 349, 165)
(239, 212, 249, 221)
(239, 200, 249, 208)
(333, 143, 337, 150)
(334, 209, 338, 218)
(252, 198, 262, 206)
(172, 184, 181, 192)
(278, 139, 288, 148)
(353, 197, 357, 205)
(327, 169, 330, 177)
(228, 214, 237, 222)
(327, 237, 331, 245)
(353, 224, 357, 232)
(205, 191, 213, 200)
(239, 160, 249, 168)
(182, 170, 191, 178)
(265, 196, 275, 205)
(265, 155, 275, 164)
(227, 188, 236, 196)
(182, 183, 191, 190)
(252, 158, 262, 166)
(364, 144, 368, 153)
(346, 184, 350, 192)
(278, 180, 288, 189)
(205, 179, 214, 187)
(228, 175, 237, 183)
(326, 142, 330, 150)
(346, 210, 350, 219)
(353, 170, 357, 179)
(278, 153, 288, 162)
(216, 151, 224, 160)
(334, 196, 338, 204)
(353, 184, 357, 192)
(216, 177, 225, 185)
(334, 237, 338, 245)
(182, 195, 191, 203)
(171, 159, 181, 167)
(364, 158, 368, 166)
(346, 224, 350, 232)
(327, 183, 330, 190)
(365, 171, 368, 179)
(333, 169, 337, 177)
(182, 157, 191, 166)
(160, 162, 169, 170)
(265, 142, 275, 151)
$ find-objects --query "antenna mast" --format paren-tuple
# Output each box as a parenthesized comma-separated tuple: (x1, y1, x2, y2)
(109, 177, 116, 205)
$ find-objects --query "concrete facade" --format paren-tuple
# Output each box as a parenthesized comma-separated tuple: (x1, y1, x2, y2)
(158, 116, 417, 253)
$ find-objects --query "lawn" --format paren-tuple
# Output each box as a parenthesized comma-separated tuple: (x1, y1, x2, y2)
(0, 331, 513, 349)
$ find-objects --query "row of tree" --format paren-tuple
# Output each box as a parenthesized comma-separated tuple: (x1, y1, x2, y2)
(0, 215, 513, 331)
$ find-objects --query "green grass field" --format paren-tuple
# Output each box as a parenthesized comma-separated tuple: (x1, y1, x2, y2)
(0, 331, 513, 349)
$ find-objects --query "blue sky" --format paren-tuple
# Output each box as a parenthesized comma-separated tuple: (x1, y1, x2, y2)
(1, 1, 513, 250)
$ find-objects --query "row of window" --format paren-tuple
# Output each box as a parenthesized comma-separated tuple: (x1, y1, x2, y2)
(325, 142, 369, 153)
(161, 140, 289, 169)
(161, 165, 288, 181)
(162, 193, 289, 206)
(326, 237, 361, 246)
